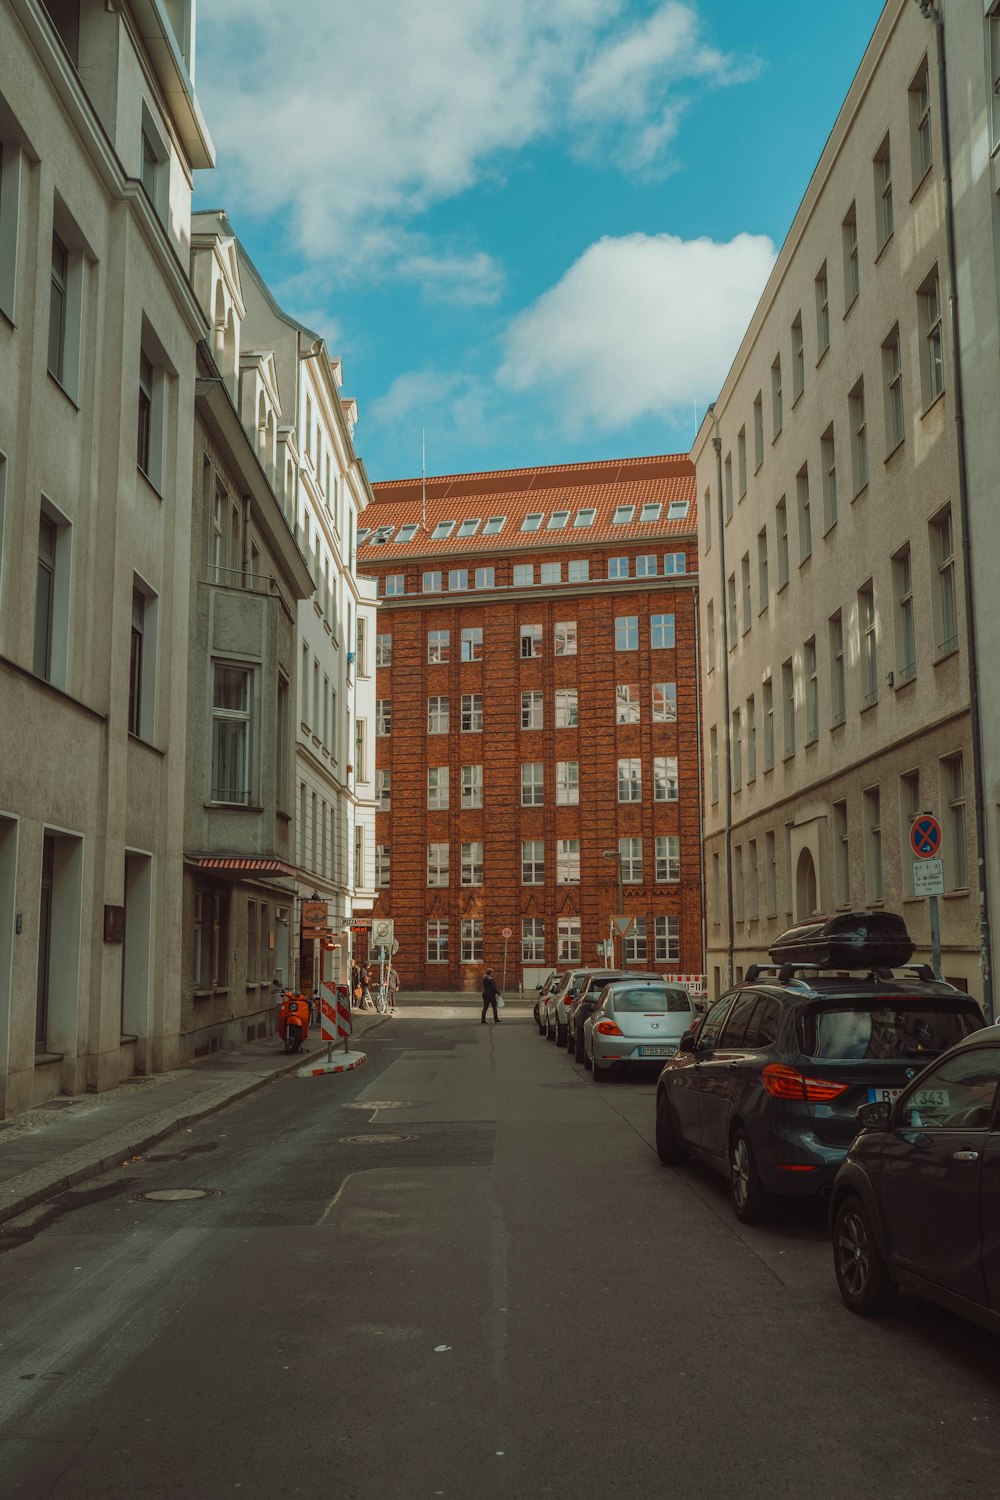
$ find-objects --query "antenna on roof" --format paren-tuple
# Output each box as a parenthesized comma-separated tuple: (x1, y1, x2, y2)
(421, 428, 427, 535)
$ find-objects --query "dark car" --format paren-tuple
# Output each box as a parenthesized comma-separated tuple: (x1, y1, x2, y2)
(654, 952, 984, 1223)
(566, 971, 642, 1060)
(830, 1024, 1000, 1331)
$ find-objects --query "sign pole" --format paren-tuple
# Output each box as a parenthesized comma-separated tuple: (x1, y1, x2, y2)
(929, 895, 942, 981)
(502, 936, 508, 995)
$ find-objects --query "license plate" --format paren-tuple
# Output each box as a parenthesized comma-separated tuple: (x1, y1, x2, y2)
(638, 1044, 677, 1058)
(867, 1087, 948, 1107)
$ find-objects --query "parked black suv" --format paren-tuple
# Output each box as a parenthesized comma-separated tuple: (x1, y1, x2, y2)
(654, 913, 984, 1223)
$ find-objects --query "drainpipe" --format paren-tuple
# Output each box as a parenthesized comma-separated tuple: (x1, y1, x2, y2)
(693, 584, 708, 987)
(709, 406, 735, 991)
(916, 0, 994, 1018)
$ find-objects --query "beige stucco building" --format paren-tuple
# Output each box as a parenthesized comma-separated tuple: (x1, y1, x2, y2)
(0, 0, 213, 1114)
(694, 0, 981, 1004)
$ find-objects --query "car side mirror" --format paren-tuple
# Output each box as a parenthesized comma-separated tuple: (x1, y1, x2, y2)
(678, 1029, 696, 1053)
(857, 1100, 891, 1130)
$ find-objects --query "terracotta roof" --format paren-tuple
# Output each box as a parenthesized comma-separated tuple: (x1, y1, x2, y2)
(360, 453, 697, 561)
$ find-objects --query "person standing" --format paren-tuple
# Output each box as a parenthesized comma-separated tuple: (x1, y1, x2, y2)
(481, 968, 501, 1025)
(387, 965, 400, 1010)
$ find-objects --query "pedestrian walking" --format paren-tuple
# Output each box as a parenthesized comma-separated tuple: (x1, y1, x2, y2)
(351, 961, 363, 1009)
(387, 965, 400, 1010)
(481, 967, 501, 1025)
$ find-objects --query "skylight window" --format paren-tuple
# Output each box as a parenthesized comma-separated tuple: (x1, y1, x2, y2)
(574, 508, 596, 528)
(483, 515, 507, 536)
(357, 528, 372, 544)
(369, 526, 395, 546)
(667, 501, 690, 520)
(521, 513, 544, 532)
(396, 524, 418, 543)
(612, 505, 635, 524)
(640, 503, 662, 522)
(547, 510, 570, 530)
(457, 518, 481, 538)
(432, 519, 456, 540)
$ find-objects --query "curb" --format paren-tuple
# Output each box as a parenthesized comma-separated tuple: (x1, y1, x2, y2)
(0, 1017, 390, 1229)
(297, 1050, 367, 1078)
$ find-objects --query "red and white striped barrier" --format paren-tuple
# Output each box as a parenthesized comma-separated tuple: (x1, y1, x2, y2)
(320, 981, 352, 1043)
(299, 1052, 367, 1078)
(664, 973, 707, 995)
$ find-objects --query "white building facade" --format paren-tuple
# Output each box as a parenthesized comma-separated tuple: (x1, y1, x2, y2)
(694, 0, 982, 1005)
(0, 0, 213, 1115)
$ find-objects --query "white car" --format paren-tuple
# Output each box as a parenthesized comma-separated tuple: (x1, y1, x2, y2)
(584, 979, 695, 1076)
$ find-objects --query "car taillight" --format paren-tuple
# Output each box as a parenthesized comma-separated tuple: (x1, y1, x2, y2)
(596, 1020, 622, 1036)
(761, 1063, 849, 1102)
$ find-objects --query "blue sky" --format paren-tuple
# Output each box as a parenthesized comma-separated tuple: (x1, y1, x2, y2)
(194, 1, 884, 482)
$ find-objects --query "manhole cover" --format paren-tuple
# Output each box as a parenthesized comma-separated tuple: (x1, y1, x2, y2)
(132, 1189, 222, 1203)
(345, 1100, 418, 1111)
(342, 1133, 414, 1145)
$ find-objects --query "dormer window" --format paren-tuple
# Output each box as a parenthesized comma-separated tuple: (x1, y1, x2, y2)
(396, 524, 418, 543)
(613, 505, 635, 524)
(457, 518, 481, 538)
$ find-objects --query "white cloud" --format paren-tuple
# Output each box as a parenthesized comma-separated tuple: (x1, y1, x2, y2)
(499, 230, 777, 431)
(396, 251, 505, 307)
(196, 2, 757, 284)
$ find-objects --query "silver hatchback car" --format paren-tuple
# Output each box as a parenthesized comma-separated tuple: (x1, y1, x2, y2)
(585, 979, 695, 1076)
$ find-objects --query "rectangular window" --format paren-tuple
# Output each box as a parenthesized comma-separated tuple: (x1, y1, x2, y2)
(448, 569, 469, 591)
(791, 313, 804, 402)
(737, 427, 747, 497)
(557, 918, 581, 965)
(427, 695, 450, 733)
(757, 527, 769, 610)
(711, 851, 721, 921)
(656, 840, 680, 882)
(859, 582, 878, 707)
(376, 844, 390, 887)
(461, 627, 483, 661)
(461, 918, 483, 963)
(746, 694, 757, 782)
(748, 839, 760, 920)
(615, 615, 638, 651)
(567, 560, 590, 582)
(521, 839, 544, 885)
(513, 564, 534, 587)
(615, 684, 639, 725)
(765, 830, 777, 917)
(899, 770, 921, 898)
(727, 574, 737, 645)
(843, 202, 859, 308)
(48, 231, 69, 385)
(731, 708, 742, 791)
(829, 611, 846, 726)
(941, 754, 968, 891)
(883, 324, 904, 452)
(635, 554, 657, 578)
(771, 360, 782, 439)
(540, 562, 562, 585)
(426, 919, 449, 963)
(834, 800, 850, 907)
(815, 262, 830, 356)
(863, 787, 884, 902)
(608, 557, 629, 580)
(483, 515, 506, 536)
(893, 546, 916, 685)
(34, 507, 69, 686)
(375, 633, 392, 667)
(930, 506, 958, 656)
(427, 629, 450, 663)
(776, 498, 789, 588)
(910, 56, 932, 183)
(556, 761, 579, 805)
(519, 623, 542, 658)
(653, 756, 678, 803)
(782, 658, 795, 758)
(422, 571, 442, 593)
(212, 663, 252, 804)
(709, 725, 719, 803)
(755, 682, 771, 779)
(707, 600, 716, 666)
(654, 915, 680, 963)
(619, 836, 643, 884)
(724, 455, 734, 520)
(128, 587, 146, 738)
(624, 917, 647, 965)
(137, 351, 154, 477)
(753, 391, 764, 468)
(0, 140, 22, 323)
(804, 637, 819, 743)
(872, 134, 893, 256)
(612, 504, 634, 524)
(663, 551, 686, 575)
(461, 693, 483, 732)
(821, 426, 837, 532)
(796, 465, 811, 562)
(377, 768, 391, 811)
(557, 839, 580, 885)
(384, 574, 404, 596)
(521, 762, 544, 806)
(733, 845, 744, 923)
(376, 699, 392, 736)
(427, 766, 449, 810)
(521, 918, 544, 963)
(427, 843, 450, 887)
(574, 509, 596, 528)
(919, 270, 944, 406)
(617, 758, 642, 803)
(741, 553, 751, 633)
(461, 842, 484, 887)
(522, 512, 544, 532)
(475, 567, 495, 589)
(521, 690, 543, 730)
(650, 614, 675, 649)
(555, 688, 579, 728)
(849, 379, 869, 496)
(461, 764, 483, 809)
(652, 681, 677, 722)
(554, 620, 577, 655)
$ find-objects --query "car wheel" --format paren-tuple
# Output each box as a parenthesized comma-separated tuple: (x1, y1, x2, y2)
(729, 1128, 771, 1224)
(538, 1012, 547, 1036)
(574, 1030, 585, 1064)
(556, 1021, 567, 1047)
(833, 1195, 897, 1316)
(655, 1090, 687, 1166)
(546, 1017, 556, 1041)
(583, 1046, 592, 1071)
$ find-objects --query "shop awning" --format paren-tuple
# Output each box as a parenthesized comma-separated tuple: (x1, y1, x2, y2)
(190, 856, 296, 876)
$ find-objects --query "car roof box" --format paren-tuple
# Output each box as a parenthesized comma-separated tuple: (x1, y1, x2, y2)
(768, 911, 914, 971)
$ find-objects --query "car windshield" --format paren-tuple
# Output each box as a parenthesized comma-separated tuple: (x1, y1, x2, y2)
(612, 987, 691, 1013)
(798, 1002, 981, 1060)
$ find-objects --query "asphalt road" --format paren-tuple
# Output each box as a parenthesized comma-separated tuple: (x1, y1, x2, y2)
(1, 1001, 998, 1499)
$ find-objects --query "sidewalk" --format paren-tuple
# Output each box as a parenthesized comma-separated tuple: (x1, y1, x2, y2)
(0, 1012, 388, 1229)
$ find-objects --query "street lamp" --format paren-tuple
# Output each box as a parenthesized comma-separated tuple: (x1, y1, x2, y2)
(601, 848, 624, 966)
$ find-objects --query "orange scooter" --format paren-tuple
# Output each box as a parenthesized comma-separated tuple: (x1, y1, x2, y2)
(278, 990, 310, 1053)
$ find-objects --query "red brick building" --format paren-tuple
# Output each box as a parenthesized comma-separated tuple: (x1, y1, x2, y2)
(357, 454, 702, 992)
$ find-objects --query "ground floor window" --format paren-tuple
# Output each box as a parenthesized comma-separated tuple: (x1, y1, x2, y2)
(624, 916, 647, 963)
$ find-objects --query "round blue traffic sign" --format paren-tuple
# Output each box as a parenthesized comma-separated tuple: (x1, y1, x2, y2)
(910, 814, 942, 859)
